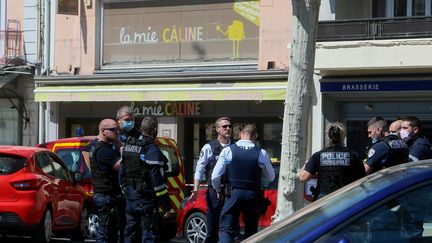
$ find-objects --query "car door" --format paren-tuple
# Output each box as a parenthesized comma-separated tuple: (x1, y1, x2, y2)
(34, 152, 61, 224)
(49, 152, 83, 226)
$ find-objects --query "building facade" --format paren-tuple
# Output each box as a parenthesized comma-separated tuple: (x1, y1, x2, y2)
(314, 0, 432, 159)
(0, 0, 38, 146)
(34, 0, 292, 183)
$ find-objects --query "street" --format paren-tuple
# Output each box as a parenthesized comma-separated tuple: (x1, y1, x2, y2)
(0, 236, 186, 243)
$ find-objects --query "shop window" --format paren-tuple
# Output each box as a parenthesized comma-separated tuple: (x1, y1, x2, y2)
(101, 0, 259, 66)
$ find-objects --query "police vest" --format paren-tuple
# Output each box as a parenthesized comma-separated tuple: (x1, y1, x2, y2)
(382, 135, 409, 167)
(226, 144, 261, 191)
(89, 141, 120, 194)
(122, 138, 153, 192)
(318, 146, 357, 194)
(205, 139, 233, 185)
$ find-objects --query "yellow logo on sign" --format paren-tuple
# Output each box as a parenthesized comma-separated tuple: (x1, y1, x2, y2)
(216, 20, 245, 60)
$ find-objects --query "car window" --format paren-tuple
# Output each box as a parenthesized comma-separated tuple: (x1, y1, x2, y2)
(159, 144, 179, 172)
(49, 154, 71, 181)
(56, 149, 91, 179)
(318, 182, 432, 242)
(0, 155, 26, 175)
(35, 153, 55, 176)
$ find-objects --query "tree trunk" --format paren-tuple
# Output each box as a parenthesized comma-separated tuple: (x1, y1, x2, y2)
(273, 0, 321, 222)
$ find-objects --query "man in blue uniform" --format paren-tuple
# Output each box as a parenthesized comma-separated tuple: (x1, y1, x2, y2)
(190, 117, 233, 243)
(364, 117, 409, 174)
(212, 124, 275, 243)
(116, 106, 141, 143)
(401, 116, 432, 162)
(119, 116, 172, 243)
(89, 118, 123, 243)
(299, 122, 365, 201)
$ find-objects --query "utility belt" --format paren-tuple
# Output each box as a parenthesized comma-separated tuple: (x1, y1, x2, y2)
(126, 178, 149, 192)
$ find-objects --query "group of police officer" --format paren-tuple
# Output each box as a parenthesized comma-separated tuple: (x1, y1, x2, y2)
(191, 117, 275, 243)
(300, 116, 432, 201)
(89, 106, 171, 243)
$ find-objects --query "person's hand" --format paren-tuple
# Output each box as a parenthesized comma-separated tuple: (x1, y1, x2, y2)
(162, 210, 171, 219)
(189, 190, 198, 201)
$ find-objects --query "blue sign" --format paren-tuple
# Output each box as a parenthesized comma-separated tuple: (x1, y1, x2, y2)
(320, 80, 432, 92)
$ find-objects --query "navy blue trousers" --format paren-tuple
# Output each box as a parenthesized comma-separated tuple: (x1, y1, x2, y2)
(205, 187, 222, 243)
(219, 189, 259, 243)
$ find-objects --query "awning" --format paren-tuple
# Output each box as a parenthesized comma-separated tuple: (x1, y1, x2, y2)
(34, 81, 287, 102)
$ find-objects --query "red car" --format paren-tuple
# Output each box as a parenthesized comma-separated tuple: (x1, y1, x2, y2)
(177, 163, 279, 243)
(0, 146, 88, 243)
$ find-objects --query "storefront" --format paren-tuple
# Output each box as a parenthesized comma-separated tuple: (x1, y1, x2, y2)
(34, 74, 288, 183)
(318, 75, 432, 159)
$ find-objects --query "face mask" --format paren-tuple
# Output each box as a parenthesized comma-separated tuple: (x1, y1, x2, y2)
(400, 129, 411, 140)
(371, 137, 379, 144)
(389, 132, 398, 136)
(122, 120, 135, 132)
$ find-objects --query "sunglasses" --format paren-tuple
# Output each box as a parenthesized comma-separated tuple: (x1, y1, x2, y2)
(104, 127, 119, 132)
(220, 125, 232, 129)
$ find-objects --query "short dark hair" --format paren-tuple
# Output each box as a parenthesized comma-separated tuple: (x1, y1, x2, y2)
(367, 116, 388, 132)
(141, 116, 158, 135)
(403, 116, 422, 131)
(116, 105, 134, 119)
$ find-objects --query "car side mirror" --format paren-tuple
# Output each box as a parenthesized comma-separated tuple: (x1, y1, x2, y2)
(72, 171, 83, 184)
(165, 163, 180, 177)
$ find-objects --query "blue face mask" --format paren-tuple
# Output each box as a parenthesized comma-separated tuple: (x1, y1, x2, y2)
(371, 137, 379, 144)
(122, 120, 135, 132)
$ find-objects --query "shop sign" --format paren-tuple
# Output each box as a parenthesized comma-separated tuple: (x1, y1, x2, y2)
(103, 0, 259, 64)
(133, 102, 201, 117)
(321, 80, 432, 92)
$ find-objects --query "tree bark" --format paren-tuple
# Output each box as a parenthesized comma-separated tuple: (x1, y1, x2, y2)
(273, 0, 321, 222)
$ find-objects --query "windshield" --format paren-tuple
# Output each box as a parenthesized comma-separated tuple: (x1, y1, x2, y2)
(158, 144, 179, 173)
(252, 162, 432, 242)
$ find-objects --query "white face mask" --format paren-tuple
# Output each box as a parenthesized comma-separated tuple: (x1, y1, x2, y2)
(400, 129, 411, 140)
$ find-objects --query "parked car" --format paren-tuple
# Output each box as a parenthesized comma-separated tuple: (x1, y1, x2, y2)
(177, 163, 280, 243)
(246, 159, 432, 242)
(38, 136, 186, 241)
(0, 146, 88, 243)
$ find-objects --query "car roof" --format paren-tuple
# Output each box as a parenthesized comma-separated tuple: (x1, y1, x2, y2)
(246, 159, 432, 242)
(0, 145, 50, 157)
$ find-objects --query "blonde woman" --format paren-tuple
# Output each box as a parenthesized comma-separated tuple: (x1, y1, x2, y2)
(299, 122, 365, 201)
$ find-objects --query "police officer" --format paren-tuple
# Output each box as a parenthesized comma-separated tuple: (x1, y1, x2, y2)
(90, 118, 123, 243)
(119, 116, 172, 243)
(190, 117, 233, 243)
(212, 124, 275, 243)
(401, 116, 432, 162)
(299, 122, 365, 200)
(117, 105, 141, 143)
(364, 117, 409, 174)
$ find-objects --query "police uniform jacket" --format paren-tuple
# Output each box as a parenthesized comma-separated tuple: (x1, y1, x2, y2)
(119, 135, 171, 211)
(211, 140, 275, 193)
(194, 139, 232, 185)
(89, 140, 122, 195)
(406, 134, 432, 162)
(305, 145, 365, 195)
(367, 135, 409, 173)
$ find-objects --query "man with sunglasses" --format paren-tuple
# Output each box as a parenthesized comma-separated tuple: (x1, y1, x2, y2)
(89, 118, 123, 243)
(190, 117, 233, 243)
